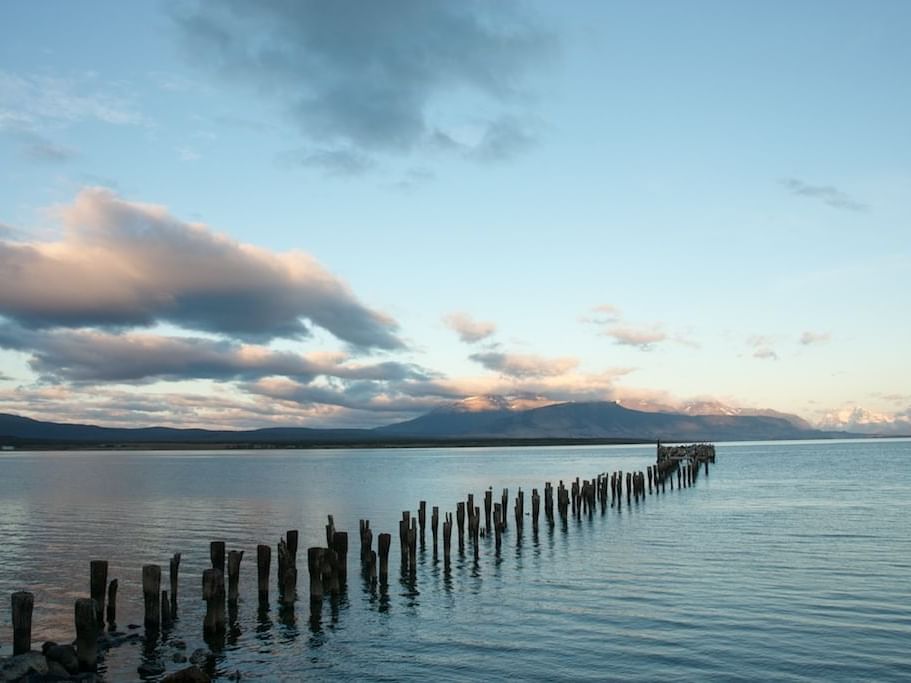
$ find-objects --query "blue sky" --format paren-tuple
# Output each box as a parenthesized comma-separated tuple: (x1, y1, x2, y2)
(0, 0, 909, 433)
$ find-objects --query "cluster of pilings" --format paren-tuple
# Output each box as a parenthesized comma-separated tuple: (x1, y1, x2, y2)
(5, 443, 714, 675)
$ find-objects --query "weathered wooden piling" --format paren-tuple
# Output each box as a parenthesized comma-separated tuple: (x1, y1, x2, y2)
(378, 533, 391, 584)
(501, 488, 509, 530)
(325, 516, 335, 547)
(323, 548, 340, 595)
(106, 579, 117, 627)
(257, 544, 271, 601)
(418, 501, 427, 547)
(532, 488, 540, 527)
(74, 597, 97, 671)
(227, 550, 243, 602)
(361, 525, 373, 571)
(471, 506, 480, 559)
(169, 552, 181, 609)
(161, 590, 171, 628)
(443, 513, 453, 568)
(544, 482, 554, 521)
(493, 503, 502, 553)
(202, 568, 226, 635)
(210, 541, 226, 573)
(142, 564, 161, 631)
(456, 502, 466, 552)
(11, 591, 33, 655)
(359, 520, 370, 563)
(431, 506, 439, 551)
(407, 520, 417, 575)
(89, 560, 107, 627)
(277, 537, 296, 602)
(331, 531, 348, 584)
(286, 530, 299, 563)
(484, 489, 493, 535)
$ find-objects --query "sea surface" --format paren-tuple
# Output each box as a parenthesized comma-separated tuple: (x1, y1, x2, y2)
(1, 439, 909, 681)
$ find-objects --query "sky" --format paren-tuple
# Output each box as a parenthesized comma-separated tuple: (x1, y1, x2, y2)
(0, 0, 909, 434)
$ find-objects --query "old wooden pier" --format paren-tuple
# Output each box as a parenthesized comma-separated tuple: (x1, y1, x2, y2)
(2, 443, 716, 681)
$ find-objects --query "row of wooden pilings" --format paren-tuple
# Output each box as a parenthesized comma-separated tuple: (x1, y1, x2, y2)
(7, 450, 712, 673)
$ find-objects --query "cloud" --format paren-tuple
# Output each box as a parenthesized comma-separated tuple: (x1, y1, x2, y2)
(279, 146, 374, 176)
(0, 187, 403, 350)
(781, 178, 868, 212)
(177, 147, 201, 162)
(0, 322, 427, 384)
(10, 130, 78, 163)
(579, 303, 621, 325)
(603, 324, 667, 350)
(468, 351, 578, 378)
(0, 70, 142, 129)
(747, 334, 778, 360)
(173, 0, 553, 163)
(443, 311, 496, 343)
(468, 116, 536, 162)
(799, 331, 830, 345)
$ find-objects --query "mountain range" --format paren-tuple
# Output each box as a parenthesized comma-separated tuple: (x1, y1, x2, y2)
(0, 396, 856, 447)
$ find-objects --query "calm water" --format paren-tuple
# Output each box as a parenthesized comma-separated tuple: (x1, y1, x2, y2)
(1, 439, 910, 681)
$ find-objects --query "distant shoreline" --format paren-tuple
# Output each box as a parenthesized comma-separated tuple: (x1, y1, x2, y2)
(0, 433, 891, 452)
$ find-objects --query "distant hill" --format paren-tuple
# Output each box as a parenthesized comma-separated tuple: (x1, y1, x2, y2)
(377, 399, 830, 442)
(0, 399, 848, 448)
(0, 412, 364, 445)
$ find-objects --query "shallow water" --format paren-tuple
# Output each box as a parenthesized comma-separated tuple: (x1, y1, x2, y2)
(1, 439, 909, 681)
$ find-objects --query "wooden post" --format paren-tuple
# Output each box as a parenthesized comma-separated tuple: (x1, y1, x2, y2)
(443, 513, 452, 569)
(278, 538, 296, 602)
(286, 530, 299, 563)
(11, 591, 33, 655)
(532, 488, 540, 527)
(202, 568, 225, 635)
(407, 520, 417, 576)
(418, 501, 427, 548)
(501, 488, 509, 530)
(89, 560, 107, 627)
(106, 579, 118, 628)
(456, 502, 466, 552)
(210, 541, 226, 572)
(472, 506, 480, 559)
(169, 553, 181, 609)
(431, 506, 439, 552)
(331, 531, 348, 584)
(493, 503, 502, 553)
(257, 544, 271, 602)
(142, 564, 161, 631)
(378, 533, 391, 585)
(484, 489, 493, 535)
(227, 550, 243, 602)
(307, 547, 326, 603)
(74, 597, 97, 671)
(325, 515, 335, 547)
(323, 548, 340, 595)
(161, 590, 171, 628)
(359, 520, 369, 563)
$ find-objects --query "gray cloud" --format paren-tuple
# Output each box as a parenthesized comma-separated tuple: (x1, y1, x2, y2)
(13, 130, 78, 163)
(468, 351, 578, 378)
(0, 188, 403, 350)
(0, 323, 427, 384)
(0, 70, 142, 129)
(602, 325, 667, 350)
(443, 311, 496, 343)
(781, 178, 868, 212)
(799, 331, 830, 345)
(747, 334, 778, 360)
(173, 0, 553, 164)
(280, 146, 374, 176)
